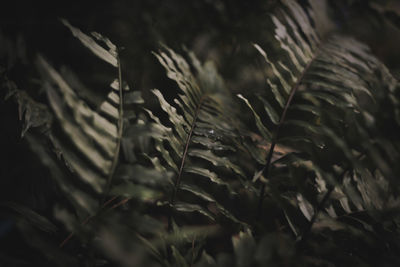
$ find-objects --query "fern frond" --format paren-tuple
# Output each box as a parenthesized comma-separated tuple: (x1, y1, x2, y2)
(61, 19, 118, 68)
(238, 0, 400, 243)
(35, 21, 124, 196)
(146, 47, 249, 228)
(22, 22, 155, 249)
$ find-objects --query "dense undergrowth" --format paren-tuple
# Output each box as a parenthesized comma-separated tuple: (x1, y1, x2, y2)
(1, 0, 400, 266)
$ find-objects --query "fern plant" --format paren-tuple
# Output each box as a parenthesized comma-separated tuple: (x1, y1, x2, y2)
(235, 0, 400, 265)
(1, 0, 400, 266)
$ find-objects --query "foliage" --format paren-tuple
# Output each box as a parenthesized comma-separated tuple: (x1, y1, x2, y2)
(1, 0, 400, 266)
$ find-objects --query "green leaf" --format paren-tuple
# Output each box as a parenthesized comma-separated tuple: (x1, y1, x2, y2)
(237, 94, 272, 141)
(152, 89, 188, 141)
(36, 56, 122, 193)
(191, 135, 235, 151)
(1, 202, 58, 233)
(253, 43, 291, 94)
(256, 95, 280, 125)
(124, 91, 144, 104)
(183, 166, 233, 189)
(60, 19, 118, 67)
(188, 149, 245, 178)
(174, 203, 215, 221)
(171, 246, 190, 267)
(232, 231, 256, 267)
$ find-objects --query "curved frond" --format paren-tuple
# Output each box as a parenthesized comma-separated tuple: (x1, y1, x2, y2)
(239, 0, 400, 245)
(145, 47, 249, 228)
(35, 21, 123, 196)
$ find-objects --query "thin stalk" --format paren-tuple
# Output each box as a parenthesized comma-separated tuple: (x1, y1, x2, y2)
(59, 195, 132, 247)
(168, 95, 207, 231)
(59, 195, 119, 247)
(104, 51, 124, 198)
(296, 185, 334, 246)
(190, 237, 196, 267)
(257, 51, 320, 217)
(297, 165, 359, 245)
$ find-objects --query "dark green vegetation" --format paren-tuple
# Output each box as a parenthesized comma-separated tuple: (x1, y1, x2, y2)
(1, 0, 400, 266)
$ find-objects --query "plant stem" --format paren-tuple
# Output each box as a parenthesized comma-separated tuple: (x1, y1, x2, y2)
(103, 50, 124, 199)
(296, 185, 334, 245)
(296, 165, 357, 245)
(168, 95, 207, 231)
(257, 51, 319, 217)
(59, 195, 120, 247)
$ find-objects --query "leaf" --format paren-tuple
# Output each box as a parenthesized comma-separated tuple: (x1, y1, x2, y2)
(183, 166, 232, 188)
(60, 19, 118, 67)
(232, 231, 256, 267)
(174, 203, 215, 221)
(191, 135, 235, 151)
(135, 234, 165, 264)
(180, 183, 244, 225)
(171, 246, 189, 267)
(237, 94, 272, 141)
(296, 194, 314, 221)
(152, 88, 188, 141)
(188, 149, 245, 178)
(36, 56, 120, 193)
(256, 95, 280, 125)
(124, 91, 144, 104)
(35, 20, 128, 197)
(254, 43, 291, 94)
(180, 183, 215, 202)
(0, 202, 58, 233)
(26, 134, 98, 219)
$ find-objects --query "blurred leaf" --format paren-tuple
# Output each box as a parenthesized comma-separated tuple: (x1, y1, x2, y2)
(0, 202, 57, 233)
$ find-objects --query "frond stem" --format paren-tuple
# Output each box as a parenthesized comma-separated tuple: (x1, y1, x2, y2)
(59, 195, 119, 247)
(295, 185, 334, 246)
(103, 50, 124, 199)
(168, 95, 207, 231)
(257, 50, 320, 217)
(171, 95, 207, 204)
